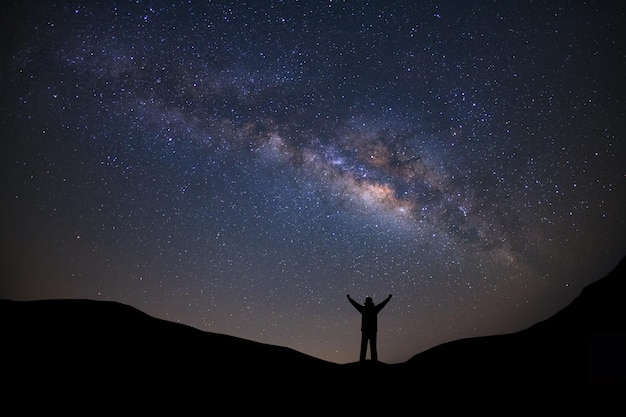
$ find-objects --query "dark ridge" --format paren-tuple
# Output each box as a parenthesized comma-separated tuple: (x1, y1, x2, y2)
(2, 255, 624, 404)
(1, 298, 340, 378)
(404, 256, 626, 384)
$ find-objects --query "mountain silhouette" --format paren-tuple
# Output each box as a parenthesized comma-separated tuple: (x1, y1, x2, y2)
(2, 255, 624, 403)
(402, 255, 626, 384)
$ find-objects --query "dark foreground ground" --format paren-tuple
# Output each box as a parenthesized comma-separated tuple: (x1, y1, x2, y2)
(2, 256, 624, 407)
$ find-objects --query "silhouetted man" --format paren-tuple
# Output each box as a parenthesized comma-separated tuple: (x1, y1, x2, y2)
(347, 294, 392, 362)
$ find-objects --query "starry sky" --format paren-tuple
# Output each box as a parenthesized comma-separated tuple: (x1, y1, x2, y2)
(1, 1, 625, 364)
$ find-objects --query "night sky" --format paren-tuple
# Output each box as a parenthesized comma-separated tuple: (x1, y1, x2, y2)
(1, 1, 625, 364)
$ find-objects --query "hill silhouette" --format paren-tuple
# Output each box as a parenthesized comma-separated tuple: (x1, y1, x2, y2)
(402, 255, 625, 384)
(2, 255, 624, 401)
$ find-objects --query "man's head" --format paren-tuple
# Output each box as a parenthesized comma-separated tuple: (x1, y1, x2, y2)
(365, 297, 373, 305)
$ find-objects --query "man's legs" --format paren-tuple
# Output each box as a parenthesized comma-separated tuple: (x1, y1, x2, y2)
(359, 333, 368, 362)
(370, 333, 378, 362)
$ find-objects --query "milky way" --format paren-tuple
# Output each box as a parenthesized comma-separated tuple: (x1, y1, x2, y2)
(1, 1, 625, 363)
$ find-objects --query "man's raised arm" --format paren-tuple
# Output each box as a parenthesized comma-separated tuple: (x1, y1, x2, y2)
(347, 294, 363, 312)
(376, 294, 392, 312)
